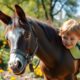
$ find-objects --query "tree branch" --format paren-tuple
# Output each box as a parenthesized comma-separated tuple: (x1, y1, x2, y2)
(49, 0, 59, 21)
(0, 2, 14, 12)
(0, 0, 26, 12)
(41, 0, 49, 20)
(53, 0, 67, 16)
(5, 4, 15, 12)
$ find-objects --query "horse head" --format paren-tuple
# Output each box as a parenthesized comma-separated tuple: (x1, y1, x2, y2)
(0, 5, 38, 75)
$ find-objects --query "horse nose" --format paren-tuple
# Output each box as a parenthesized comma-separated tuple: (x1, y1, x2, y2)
(8, 60, 22, 69)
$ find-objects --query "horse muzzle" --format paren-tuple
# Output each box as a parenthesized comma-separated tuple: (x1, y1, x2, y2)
(8, 53, 27, 75)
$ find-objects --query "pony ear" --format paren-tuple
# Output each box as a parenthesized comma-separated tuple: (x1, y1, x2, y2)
(15, 5, 30, 30)
(15, 4, 26, 23)
(0, 11, 12, 25)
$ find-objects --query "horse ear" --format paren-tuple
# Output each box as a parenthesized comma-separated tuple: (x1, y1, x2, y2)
(0, 11, 12, 25)
(15, 4, 26, 22)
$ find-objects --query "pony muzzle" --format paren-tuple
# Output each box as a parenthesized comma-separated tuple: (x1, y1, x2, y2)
(8, 53, 27, 74)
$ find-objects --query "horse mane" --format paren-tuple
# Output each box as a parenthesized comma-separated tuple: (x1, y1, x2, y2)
(27, 17, 59, 42)
(26, 16, 54, 28)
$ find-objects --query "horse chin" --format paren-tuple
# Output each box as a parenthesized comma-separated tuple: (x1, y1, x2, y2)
(13, 67, 25, 75)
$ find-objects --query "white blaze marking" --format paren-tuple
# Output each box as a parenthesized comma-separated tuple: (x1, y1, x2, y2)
(7, 27, 25, 50)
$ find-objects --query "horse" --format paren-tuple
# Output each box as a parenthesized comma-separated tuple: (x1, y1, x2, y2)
(0, 5, 79, 80)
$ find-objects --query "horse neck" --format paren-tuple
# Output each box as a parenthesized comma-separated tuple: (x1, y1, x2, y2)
(31, 20, 61, 66)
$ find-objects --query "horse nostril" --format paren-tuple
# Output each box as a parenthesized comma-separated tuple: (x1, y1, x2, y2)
(8, 62, 13, 68)
(8, 60, 22, 69)
(8, 62, 14, 68)
(17, 60, 22, 69)
(8, 63, 11, 68)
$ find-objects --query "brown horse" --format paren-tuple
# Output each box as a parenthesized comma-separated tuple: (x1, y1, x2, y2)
(0, 5, 79, 80)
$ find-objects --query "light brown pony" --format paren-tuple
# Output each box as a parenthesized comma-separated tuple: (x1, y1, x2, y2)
(0, 5, 79, 80)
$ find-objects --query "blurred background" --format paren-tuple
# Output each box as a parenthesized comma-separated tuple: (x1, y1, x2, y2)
(0, 0, 80, 80)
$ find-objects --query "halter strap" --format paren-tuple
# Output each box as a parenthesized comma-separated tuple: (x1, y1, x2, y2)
(10, 49, 27, 58)
(10, 37, 38, 62)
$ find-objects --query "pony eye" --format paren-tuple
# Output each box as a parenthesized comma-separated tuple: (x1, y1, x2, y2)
(24, 33, 30, 39)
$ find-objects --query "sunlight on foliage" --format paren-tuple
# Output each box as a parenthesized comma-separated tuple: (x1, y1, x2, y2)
(7, 67, 13, 73)
(0, 69, 4, 73)
(10, 76, 16, 80)
(34, 65, 43, 77)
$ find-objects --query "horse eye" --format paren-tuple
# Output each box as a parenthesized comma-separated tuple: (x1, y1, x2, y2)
(24, 32, 31, 39)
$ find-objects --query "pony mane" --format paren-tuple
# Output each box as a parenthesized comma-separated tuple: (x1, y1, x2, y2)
(26, 16, 54, 28)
